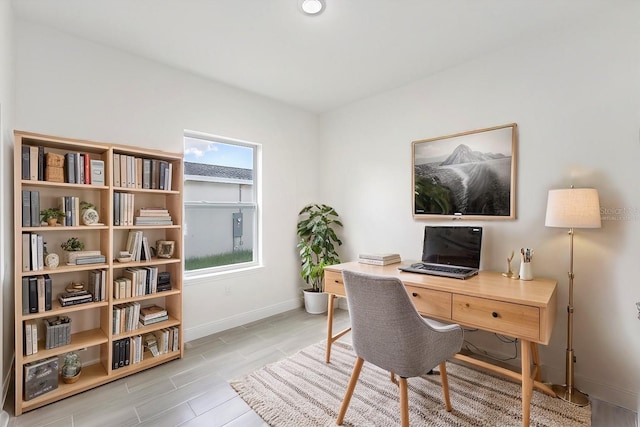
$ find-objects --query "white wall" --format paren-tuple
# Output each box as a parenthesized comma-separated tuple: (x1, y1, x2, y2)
(319, 4, 640, 412)
(0, 0, 14, 421)
(14, 20, 320, 342)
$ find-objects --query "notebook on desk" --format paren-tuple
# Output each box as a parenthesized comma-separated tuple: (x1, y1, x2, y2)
(398, 226, 483, 279)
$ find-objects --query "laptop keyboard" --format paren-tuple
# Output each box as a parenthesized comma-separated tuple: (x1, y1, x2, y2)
(410, 263, 472, 275)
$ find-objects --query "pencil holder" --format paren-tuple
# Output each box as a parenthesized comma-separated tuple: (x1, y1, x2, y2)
(519, 262, 533, 281)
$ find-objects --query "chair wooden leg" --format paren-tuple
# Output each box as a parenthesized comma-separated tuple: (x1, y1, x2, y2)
(439, 361, 452, 412)
(390, 372, 398, 385)
(337, 357, 364, 425)
(399, 377, 409, 427)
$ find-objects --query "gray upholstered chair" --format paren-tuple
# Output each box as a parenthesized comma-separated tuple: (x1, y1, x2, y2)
(337, 270, 464, 427)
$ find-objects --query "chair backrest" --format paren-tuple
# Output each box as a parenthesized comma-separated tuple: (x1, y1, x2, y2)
(342, 270, 463, 378)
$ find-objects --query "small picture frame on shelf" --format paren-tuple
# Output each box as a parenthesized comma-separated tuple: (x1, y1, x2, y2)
(156, 240, 175, 258)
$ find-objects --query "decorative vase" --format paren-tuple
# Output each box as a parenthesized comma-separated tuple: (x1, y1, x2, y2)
(82, 208, 99, 225)
(303, 289, 328, 314)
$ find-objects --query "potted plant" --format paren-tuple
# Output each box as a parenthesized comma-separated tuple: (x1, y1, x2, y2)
(60, 237, 95, 265)
(296, 204, 343, 314)
(40, 208, 65, 226)
(61, 237, 84, 252)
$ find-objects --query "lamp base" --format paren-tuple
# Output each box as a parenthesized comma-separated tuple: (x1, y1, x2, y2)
(551, 384, 590, 406)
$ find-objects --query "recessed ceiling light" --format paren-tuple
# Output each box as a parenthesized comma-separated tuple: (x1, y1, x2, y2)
(299, 0, 325, 16)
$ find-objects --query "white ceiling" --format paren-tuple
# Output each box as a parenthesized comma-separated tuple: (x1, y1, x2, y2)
(12, 0, 617, 113)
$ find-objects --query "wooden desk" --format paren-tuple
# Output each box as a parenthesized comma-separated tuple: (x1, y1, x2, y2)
(323, 262, 558, 427)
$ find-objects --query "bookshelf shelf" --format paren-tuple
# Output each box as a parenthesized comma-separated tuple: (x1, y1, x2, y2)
(13, 130, 183, 415)
(21, 362, 109, 412)
(22, 225, 110, 232)
(22, 300, 109, 321)
(23, 328, 109, 363)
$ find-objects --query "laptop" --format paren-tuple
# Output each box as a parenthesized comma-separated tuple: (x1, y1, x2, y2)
(398, 226, 483, 279)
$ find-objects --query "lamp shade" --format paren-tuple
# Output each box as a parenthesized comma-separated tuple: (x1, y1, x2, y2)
(545, 188, 601, 229)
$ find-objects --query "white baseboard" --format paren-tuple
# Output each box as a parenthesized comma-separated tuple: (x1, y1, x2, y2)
(183, 298, 302, 342)
(1, 353, 13, 423)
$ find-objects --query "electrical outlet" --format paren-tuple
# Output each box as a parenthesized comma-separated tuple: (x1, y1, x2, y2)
(224, 286, 231, 295)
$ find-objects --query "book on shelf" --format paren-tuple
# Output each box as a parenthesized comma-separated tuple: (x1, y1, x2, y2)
(134, 217, 173, 226)
(88, 269, 106, 302)
(139, 314, 169, 326)
(24, 356, 58, 401)
(112, 339, 119, 369)
(138, 207, 169, 215)
(143, 333, 160, 357)
(24, 321, 33, 355)
(139, 304, 167, 320)
(142, 159, 151, 189)
(90, 159, 105, 186)
(21, 146, 30, 180)
(24, 319, 40, 355)
(75, 255, 106, 265)
(29, 146, 38, 180)
(44, 316, 71, 349)
(58, 291, 94, 307)
(30, 191, 40, 227)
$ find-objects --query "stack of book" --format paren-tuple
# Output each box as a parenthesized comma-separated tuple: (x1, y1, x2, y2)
(111, 337, 130, 370)
(358, 253, 402, 266)
(139, 305, 168, 326)
(113, 154, 173, 190)
(112, 302, 141, 335)
(58, 289, 93, 307)
(44, 316, 71, 349)
(134, 207, 173, 226)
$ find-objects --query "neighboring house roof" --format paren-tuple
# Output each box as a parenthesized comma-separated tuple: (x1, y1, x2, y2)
(185, 161, 252, 181)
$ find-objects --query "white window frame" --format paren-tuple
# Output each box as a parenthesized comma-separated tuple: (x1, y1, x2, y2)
(183, 130, 262, 278)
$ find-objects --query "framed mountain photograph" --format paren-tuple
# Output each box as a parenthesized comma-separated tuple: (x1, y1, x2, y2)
(412, 123, 517, 220)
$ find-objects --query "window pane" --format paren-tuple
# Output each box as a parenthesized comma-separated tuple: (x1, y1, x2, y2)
(183, 134, 258, 273)
(184, 204, 255, 271)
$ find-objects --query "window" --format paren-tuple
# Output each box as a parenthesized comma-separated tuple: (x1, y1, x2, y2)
(183, 131, 259, 274)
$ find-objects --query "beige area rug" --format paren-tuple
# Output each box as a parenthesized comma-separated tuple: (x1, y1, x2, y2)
(230, 341, 591, 427)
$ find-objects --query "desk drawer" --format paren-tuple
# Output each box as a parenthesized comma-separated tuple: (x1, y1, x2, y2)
(406, 286, 452, 320)
(452, 295, 540, 341)
(324, 270, 345, 296)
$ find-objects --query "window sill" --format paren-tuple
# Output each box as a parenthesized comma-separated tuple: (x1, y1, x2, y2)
(184, 263, 264, 286)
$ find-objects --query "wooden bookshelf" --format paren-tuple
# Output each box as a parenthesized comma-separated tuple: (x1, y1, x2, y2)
(13, 130, 184, 415)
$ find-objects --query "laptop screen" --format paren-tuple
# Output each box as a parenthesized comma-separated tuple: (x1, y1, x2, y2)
(421, 226, 483, 269)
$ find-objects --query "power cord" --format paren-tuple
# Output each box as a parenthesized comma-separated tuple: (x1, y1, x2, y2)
(461, 330, 519, 362)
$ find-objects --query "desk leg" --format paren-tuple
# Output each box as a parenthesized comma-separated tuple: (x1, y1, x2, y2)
(325, 294, 336, 363)
(530, 342, 541, 382)
(521, 339, 533, 427)
(325, 293, 352, 364)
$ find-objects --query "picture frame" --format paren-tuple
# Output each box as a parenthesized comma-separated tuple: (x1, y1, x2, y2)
(156, 240, 175, 258)
(412, 123, 517, 220)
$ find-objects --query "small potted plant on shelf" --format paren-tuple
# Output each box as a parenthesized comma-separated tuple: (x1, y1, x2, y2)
(61, 237, 84, 252)
(61, 237, 85, 265)
(40, 208, 64, 226)
(296, 203, 343, 314)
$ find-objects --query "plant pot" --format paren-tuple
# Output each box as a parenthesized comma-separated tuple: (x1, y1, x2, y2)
(62, 370, 81, 384)
(303, 289, 328, 314)
(46, 219, 58, 226)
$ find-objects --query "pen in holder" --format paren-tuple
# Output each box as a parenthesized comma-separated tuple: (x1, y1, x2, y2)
(519, 248, 533, 280)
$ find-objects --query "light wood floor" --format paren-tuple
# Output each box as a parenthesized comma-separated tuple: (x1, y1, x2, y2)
(4, 308, 637, 426)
